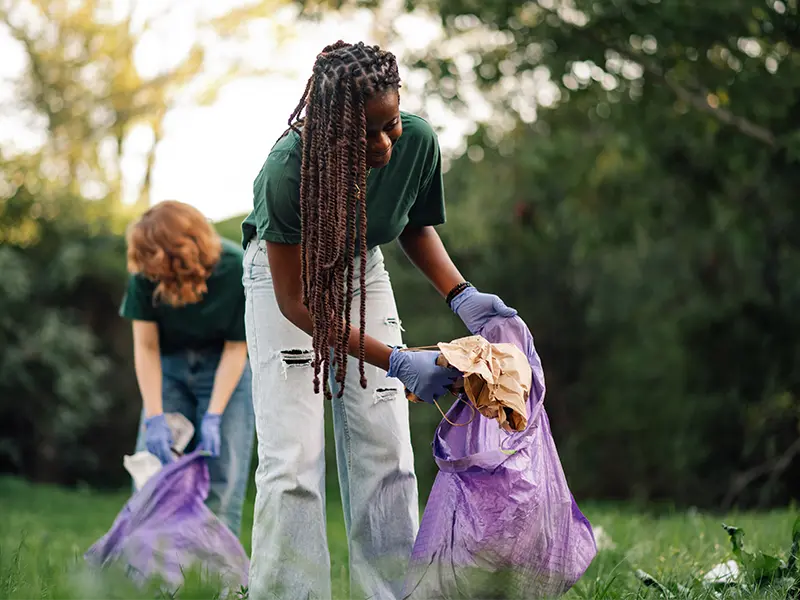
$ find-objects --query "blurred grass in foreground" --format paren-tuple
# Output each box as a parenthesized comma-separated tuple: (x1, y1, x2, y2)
(0, 476, 796, 599)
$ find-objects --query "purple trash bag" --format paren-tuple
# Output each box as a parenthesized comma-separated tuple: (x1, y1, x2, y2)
(402, 315, 597, 599)
(85, 451, 249, 592)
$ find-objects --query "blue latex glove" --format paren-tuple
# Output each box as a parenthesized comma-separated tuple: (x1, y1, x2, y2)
(144, 414, 174, 465)
(450, 286, 517, 335)
(387, 348, 461, 404)
(198, 412, 222, 457)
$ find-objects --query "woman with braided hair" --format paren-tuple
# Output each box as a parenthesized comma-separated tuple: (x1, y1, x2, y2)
(241, 40, 516, 599)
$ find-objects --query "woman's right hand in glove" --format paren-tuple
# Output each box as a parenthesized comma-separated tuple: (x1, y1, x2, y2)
(387, 348, 461, 404)
(144, 413, 174, 465)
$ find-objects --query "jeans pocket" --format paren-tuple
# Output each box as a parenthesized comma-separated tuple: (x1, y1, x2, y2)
(244, 240, 272, 286)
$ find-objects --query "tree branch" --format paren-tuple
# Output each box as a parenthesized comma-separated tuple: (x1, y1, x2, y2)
(611, 43, 777, 148)
(132, 1, 178, 39)
(535, 1, 779, 148)
(134, 108, 165, 212)
(721, 436, 800, 509)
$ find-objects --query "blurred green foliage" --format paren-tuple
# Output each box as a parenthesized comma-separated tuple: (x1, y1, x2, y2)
(0, 158, 139, 486)
(386, 0, 800, 508)
(0, 0, 303, 485)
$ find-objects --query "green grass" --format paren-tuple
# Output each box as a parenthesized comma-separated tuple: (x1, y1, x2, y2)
(0, 476, 796, 599)
(214, 214, 247, 244)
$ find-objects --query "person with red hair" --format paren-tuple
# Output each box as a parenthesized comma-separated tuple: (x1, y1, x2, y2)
(120, 200, 254, 537)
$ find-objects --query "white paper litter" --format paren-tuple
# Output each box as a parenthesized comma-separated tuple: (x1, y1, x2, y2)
(703, 560, 740, 584)
(164, 412, 195, 453)
(593, 525, 617, 551)
(124, 452, 163, 490)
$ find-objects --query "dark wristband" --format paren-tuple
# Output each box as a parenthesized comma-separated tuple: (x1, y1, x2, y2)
(446, 281, 473, 307)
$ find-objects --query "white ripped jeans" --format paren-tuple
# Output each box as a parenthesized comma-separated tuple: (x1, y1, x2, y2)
(242, 239, 419, 600)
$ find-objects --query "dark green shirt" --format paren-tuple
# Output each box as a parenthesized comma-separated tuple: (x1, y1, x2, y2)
(119, 238, 246, 354)
(241, 111, 446, 248)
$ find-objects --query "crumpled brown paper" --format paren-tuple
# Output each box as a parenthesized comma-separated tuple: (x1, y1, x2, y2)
(406, 335, 532, 432)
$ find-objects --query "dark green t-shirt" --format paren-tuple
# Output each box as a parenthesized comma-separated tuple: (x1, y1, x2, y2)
(241, 111, 446, 248)
(119, 238, 246, 355)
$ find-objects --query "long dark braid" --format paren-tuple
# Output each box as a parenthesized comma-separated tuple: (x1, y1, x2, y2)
(288, 41, 401, 399)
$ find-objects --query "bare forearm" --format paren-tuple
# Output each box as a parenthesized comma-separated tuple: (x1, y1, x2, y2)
(266, 240, 393, 371)
(134, 346, 163, 418)
(208, 341, 248, 414)
(398, 226, 464, 298)
(283, 303, 393, 371)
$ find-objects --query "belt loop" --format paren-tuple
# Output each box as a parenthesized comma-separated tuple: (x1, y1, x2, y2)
(243, 239, 252, 280)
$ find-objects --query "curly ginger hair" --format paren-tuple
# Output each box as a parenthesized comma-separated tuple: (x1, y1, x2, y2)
(126, 200, 221, 307)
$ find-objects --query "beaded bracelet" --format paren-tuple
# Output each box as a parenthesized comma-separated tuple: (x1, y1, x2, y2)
(446, 281, 473, 307)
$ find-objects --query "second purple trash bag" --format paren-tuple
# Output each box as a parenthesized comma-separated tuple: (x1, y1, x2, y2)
(85, 451, 249, 592)
(402, 315, 597, 599)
